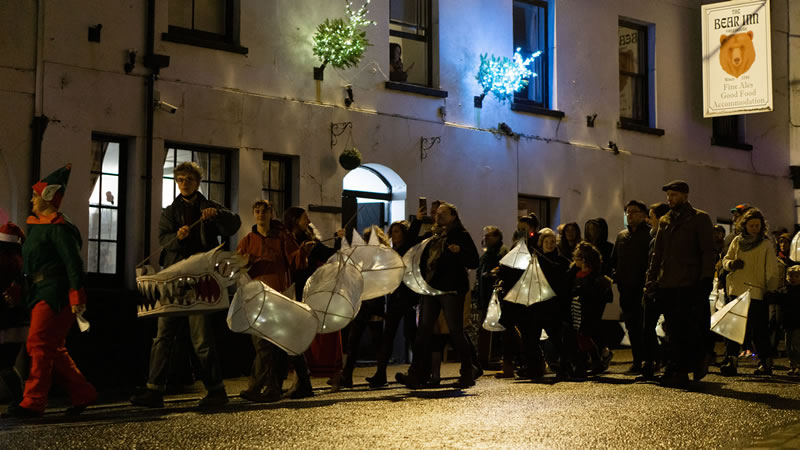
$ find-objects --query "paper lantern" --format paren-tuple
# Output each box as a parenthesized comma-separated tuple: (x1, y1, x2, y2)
(503, 255, 556, 306)
(482, 290, 505, 332)
(710, 290, 750, 344)
(227, 280, 319, 355)
(304, 255, 364, 333)
(791, 231, 800, 262)
(402, 237, 452, 296)
(499, 240, 531, 270)
(332, 227, 405, 300)
(136, 244, 247, 317)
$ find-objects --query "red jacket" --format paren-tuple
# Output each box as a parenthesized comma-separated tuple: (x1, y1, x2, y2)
(236, 222, 309, 293)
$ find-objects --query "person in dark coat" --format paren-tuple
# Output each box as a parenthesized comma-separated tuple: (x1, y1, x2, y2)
(131, 162, 241, 409)
(0, 222, 29, 407)
(562, 242, 613, 379)
(610, 200, 652, 374)
(558, 222, 581, 261)
(396, 202, 480, 388)
(782, 266, 800, 376)
(473, 225, 507, 370)
(585, 218, 614, 276)
(639, 202, 670, 380)
(645, 180, 716, 388)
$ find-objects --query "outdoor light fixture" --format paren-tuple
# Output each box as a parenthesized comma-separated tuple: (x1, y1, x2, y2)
(124, 49, 137, 74)
(344, 85, 354, 107)
(608, 141, 620, 154)
(587, 113, 597, 127)
(474, 48, 540, 108)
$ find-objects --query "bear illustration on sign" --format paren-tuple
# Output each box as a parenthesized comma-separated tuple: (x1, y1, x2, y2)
(719, 31, 755, 78)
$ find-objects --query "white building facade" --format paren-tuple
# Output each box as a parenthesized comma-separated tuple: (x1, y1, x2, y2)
(1, 0, 798, 291)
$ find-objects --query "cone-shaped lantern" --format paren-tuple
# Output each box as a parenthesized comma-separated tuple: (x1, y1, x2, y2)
(791, 231, 800, 262)
(500, 240, 531, 270)
(227, 280, 319, 355)
(402, 237, 453, 296)
(304, 254, 364, 333)
(710, 290, 750, 344)
(330, 227, 405, 300)
(503, 255, 556, 306)
(482, 289, 506, 331)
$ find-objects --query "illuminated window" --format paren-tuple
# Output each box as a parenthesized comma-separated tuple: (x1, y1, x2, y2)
(619, 20, 651, 127)
(389, 0, 436, 87)
(162, 145, 230, 208)
(88, 137, 125, 278)
(513, 0, 549, 108)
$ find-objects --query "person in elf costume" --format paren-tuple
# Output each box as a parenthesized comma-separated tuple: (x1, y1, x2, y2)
(3, 164, 97, 418)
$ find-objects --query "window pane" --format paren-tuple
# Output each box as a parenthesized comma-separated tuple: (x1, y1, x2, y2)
(262, 160, 271, 188)
(269, 160, 282, 190)
(194, 0, 226, 34)
(89, 177, 101, 206)
(100, 208, 118, 241)
(210, 184, 225, 204)
(195, 152, 210, 181)
(163, 148, 175, 173)
(102, 143, 120, 174)
(168, 0, 193, 28)
(210, 153, 225, 182)
(99, 242, 117, 274)
(390, 0, 419, 25)
(163, 178, 176, 208)
(87, 240, 99, 273)
(619, 25, 641, 74)
(101, 175, 118, 206)
(620, 76, 645, 120)
(513, 1, 546, 105)
(388, 36, 428, 86)
(89, 207, 100, 240)
(343, 167, 390, 193)
(269, 191, 282, 216)
(176, 149, 193, 165)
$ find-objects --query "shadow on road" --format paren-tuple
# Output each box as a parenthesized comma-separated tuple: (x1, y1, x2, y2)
(690, 380, 800, 410)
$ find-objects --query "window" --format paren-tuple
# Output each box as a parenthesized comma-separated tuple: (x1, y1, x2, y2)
(513, 0, 549, 108)
(163, 0, 248, 54)
(262, 155, 292, 217)
(712, 115, 752, 150)
(88, 137, 126, 280)
(389, 0, 434, 87)
(162, 145, 231, 208)
(619, 20, 650, 128)
(518, 195, 552, 229)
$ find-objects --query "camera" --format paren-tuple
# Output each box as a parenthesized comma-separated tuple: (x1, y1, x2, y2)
(153, 90, 179, 114)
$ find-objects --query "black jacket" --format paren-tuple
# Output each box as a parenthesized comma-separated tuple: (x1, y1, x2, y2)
(420, 225, 479, 295)
(781, 285, 800, 330)
(568, 268, 613, 333)
(159, 192, 241, 268)
(611, 223, 652, 289)
(585, 218, 614, 276)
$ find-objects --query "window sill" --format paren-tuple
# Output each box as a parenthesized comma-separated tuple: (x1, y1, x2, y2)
(711, 139, 753, 151)
(162, 32, 248, 55)
(385, 81, 448, 98)
(618, 121, 665, 136)
(510, 103, 565, 119)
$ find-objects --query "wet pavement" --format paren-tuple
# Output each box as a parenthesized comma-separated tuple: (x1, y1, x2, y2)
(2, 349, 800, 449)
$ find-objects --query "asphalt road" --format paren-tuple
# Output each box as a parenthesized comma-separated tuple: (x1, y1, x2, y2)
(2, 352, 800, 449)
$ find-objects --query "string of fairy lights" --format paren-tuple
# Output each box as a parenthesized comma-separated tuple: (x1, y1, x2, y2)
(476, 49, 542, 103)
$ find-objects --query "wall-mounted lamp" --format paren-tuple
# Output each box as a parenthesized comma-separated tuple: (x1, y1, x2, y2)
(344, 85, 354, 107)
(608, 141, 619, 154)
(587, 113, 597, 127)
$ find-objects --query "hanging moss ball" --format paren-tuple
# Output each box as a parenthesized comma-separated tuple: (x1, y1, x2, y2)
(339, 148, 362, 170)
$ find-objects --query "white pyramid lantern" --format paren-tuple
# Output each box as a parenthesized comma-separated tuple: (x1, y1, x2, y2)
(402, 237, 453, 296)
(226, 280, 319, 355)
(710, 290, 750, 344)
(500, 240, 532, 270)
(503, 255, 556, 306)
(330, 227, 405, 300)
(304, 255, 364, 333)
(482, 289, 506, 332)
(790, 231, 800, 262)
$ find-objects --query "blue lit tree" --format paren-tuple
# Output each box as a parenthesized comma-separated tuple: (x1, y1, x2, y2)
(475, 49, 541, 105)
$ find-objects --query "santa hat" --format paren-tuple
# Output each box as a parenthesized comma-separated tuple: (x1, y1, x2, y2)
(0, 222, 25, 244)
(32, 163, 72, 209)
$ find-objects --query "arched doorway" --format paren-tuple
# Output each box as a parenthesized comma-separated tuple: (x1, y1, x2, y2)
(342, 164, 407, 233)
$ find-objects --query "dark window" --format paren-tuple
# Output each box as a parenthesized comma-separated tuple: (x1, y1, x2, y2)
(513, 0, 548, 108)
(262, 155, 292, 218)
(162, 145, 231, 208)
(88, 137, 126, 281)
(518, 194, 552, 229)
(163, 0, 247, 54)
(390, 0, 433, 87)
(712, 115, 752, 150)
(619, 20, 649, 127)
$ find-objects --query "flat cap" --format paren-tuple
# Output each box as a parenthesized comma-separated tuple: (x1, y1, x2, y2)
(662, 180, 689, 193)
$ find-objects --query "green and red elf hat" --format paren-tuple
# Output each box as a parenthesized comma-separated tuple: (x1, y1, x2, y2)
(32, 163, 72, 209)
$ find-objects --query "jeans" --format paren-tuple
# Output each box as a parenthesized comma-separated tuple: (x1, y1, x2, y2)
(147, 314, 223, 392)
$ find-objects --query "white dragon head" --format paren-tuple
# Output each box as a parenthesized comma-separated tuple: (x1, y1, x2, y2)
(136, 244, 248, 317)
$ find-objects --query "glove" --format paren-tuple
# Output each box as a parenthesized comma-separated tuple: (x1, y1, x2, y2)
(729, 259, 745, 270)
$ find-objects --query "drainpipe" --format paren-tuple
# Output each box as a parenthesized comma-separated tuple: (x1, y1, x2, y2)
(31, 0, 46, 186)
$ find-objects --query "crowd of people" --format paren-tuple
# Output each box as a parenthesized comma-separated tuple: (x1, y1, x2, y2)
(1, 163, 799, 417)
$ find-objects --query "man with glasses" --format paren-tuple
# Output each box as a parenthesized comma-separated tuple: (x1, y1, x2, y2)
(610, 200, 651, 374)
(131, 161, 241, 408)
